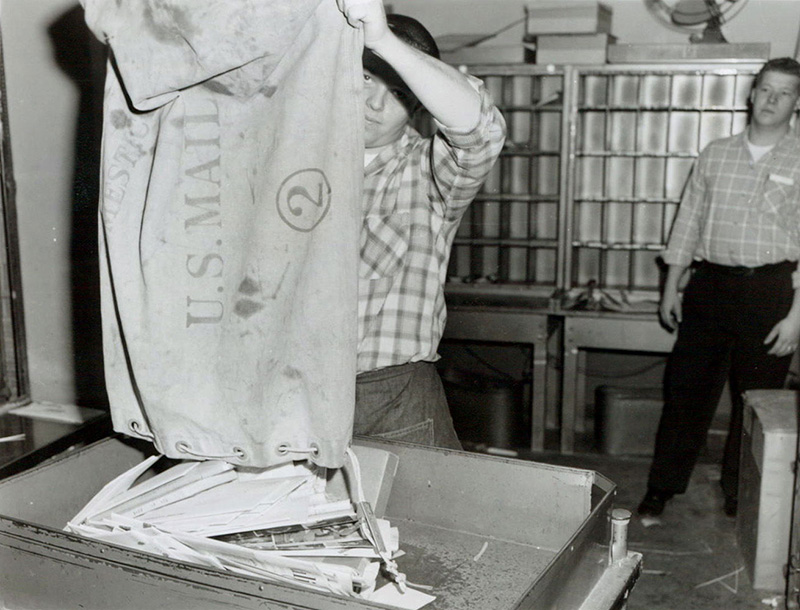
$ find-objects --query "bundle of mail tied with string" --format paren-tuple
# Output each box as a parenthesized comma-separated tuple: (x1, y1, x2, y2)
(70, 0, 434, 607)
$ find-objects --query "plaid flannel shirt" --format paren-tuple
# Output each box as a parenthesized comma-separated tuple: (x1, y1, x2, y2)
(357, 77, 506, 373)
(663, 130, 800, 274)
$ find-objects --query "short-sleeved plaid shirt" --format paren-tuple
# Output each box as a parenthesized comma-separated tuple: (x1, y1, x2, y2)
(357, 77, 506, 373)
(663, 130, 800, 269)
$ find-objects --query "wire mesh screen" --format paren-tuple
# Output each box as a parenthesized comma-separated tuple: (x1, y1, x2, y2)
(569, 66, 759, 295)
(447, 66, 564, 295)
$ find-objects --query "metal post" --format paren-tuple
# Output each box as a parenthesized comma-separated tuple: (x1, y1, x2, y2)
(787, 394, 800, 608)
(610, 508, 631, 565)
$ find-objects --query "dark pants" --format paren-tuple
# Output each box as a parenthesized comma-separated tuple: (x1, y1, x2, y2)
(354, 361, 462, 450)
(648, 261, 794, 499)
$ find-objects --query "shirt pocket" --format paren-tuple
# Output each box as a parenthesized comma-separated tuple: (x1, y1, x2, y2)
(762, 178, 799, 217)
(360, 212, 410, 280)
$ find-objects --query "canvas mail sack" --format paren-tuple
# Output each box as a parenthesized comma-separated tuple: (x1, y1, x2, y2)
(81, 0, 363, 468)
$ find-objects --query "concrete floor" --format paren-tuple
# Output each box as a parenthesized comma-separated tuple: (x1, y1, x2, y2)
(505, 443, 785, 610)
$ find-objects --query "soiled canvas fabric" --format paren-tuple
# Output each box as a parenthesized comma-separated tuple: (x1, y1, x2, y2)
(81, 0, 363, 468)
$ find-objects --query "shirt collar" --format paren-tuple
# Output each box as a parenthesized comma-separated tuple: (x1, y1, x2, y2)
(741, 127, 800, 155)
(364, 125, 419, 174)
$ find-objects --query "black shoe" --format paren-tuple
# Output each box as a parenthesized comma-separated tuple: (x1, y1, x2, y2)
(724, 495, 738, 517)
(637, 489, 674, 517)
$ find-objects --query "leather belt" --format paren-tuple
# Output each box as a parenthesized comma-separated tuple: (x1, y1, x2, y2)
(700, 260, 794, 277)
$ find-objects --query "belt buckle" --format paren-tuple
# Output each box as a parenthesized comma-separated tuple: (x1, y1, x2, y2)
(731, 266, 754, 276)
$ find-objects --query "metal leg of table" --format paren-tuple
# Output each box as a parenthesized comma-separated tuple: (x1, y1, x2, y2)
(575, 350, 588, 434)
(546, 320, 562, 432)
(531, 339, 547, 452)
(561, 339, 579, 454)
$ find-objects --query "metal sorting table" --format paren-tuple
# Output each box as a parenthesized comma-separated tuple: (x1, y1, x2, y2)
(0, 435, 641, 610)
(559, 310, 676, 453)
(443, 291, 555, 452)
(444, 292, 676, 455)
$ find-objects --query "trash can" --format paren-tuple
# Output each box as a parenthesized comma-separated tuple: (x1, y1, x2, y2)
(440, 368, 528, 449)
(595, 385, 663, 456)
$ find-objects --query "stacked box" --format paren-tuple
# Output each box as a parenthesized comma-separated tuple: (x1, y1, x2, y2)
(525, 2, 612, 36)
(738, 389, 798, 592)
(534, 33, 615, 65)
(525, 1, 613, 65)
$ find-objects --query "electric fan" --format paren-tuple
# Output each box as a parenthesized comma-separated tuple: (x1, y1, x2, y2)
(645, 0, 749, 44)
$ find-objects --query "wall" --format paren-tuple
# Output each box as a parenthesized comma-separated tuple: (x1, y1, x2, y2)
(1, 0, 799, 407)
(2, 0, 106, 405)
(390, 0, 800, 59)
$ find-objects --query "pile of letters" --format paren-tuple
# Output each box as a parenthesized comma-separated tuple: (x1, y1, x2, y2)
(66, 447, 434, 608)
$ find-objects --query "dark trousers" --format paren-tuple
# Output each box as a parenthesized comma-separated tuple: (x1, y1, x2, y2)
(354, 361, 463, 450)
(648, 261, 794, 499)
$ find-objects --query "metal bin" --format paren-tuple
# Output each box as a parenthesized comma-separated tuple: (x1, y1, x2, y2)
(0, 435, 641, 609)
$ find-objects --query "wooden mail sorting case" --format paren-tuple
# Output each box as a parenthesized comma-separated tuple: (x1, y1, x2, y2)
(0, 436, 641, 610)
(738, 390, 798, 592)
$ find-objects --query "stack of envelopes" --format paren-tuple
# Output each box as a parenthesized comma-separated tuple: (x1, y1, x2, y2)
(65, 447, 434, 608)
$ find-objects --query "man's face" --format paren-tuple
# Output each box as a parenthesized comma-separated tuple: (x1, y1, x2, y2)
(362, 70, 416, 149)
(750, 70, 800, 130)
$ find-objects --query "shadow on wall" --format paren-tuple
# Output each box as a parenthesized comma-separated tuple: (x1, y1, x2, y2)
(48, 5, 107, 408)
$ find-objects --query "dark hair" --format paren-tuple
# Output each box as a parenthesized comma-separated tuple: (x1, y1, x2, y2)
(362, 13, 439, 110)
(384, 14, 439, 60)
(754, 57, 800, 89)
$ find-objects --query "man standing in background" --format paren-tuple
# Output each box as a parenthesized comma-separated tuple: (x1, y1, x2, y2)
(639, 57, 800, 518)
